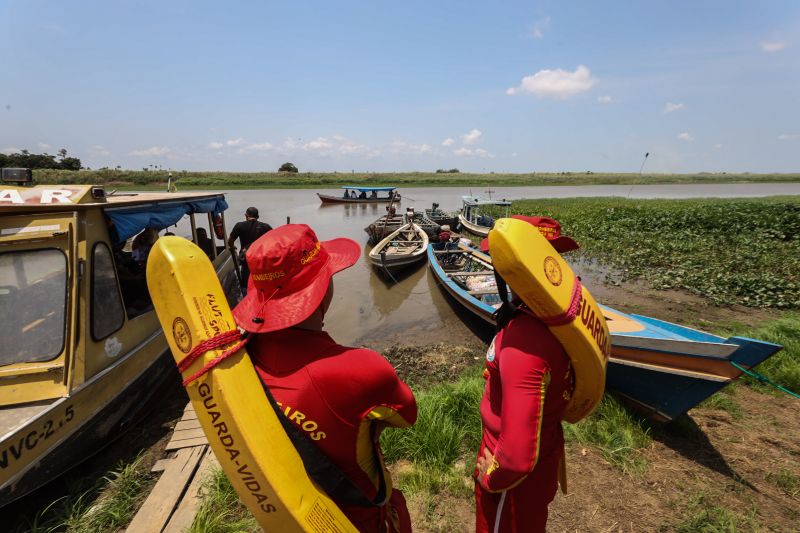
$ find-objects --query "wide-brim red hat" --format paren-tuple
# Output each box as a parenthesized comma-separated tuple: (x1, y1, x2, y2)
(480, 215, 579, 253)
(232, 225, 360, 334)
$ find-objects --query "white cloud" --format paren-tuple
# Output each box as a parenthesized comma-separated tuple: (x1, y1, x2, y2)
(461, 129, 483, 145)
(664, 102, 685, 113)
(441, 137, 455, 147)
(389, 140, 431, 155)
(295, 136, 378, 157)
(225, 138, 245, 147)
(129, 146, 171, 156)
(761, 41, 787, 53)
(714, 143, 724, 149)
(597, 95, 613, 104)
(777, 133, 799, 140)
(677, 132, 694, 142)
(38, 142, 51, 151)
(506, 65, 597, 99)
(531, 16, 551, 39)
(90, 145, 110, 156)
(453, 147, 494, 158)
(279, 137, 301, 152)
(245, 142, 273, 152)
(207, 141, 224, 150)
(1, 147, 21, 155)
(304, 137, 334, 152)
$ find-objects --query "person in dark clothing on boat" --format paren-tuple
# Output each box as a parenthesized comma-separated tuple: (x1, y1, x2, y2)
(228, 206, 273, 293)
(195, 227, 215, 258)
(358, 190, 367, 199)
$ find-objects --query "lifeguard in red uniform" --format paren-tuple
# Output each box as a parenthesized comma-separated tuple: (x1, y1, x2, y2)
(475, 216, 580, 533)
(232, 224, 417, 533)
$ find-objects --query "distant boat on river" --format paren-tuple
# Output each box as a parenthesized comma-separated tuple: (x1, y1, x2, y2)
(318, 186, 401, 204)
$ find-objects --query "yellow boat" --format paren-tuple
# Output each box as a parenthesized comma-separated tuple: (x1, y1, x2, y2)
(0, 170, 240, 507)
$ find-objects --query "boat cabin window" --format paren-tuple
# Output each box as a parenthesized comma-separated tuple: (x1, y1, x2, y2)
(92, 243, 125, 339)
(0, 249, 67, 366)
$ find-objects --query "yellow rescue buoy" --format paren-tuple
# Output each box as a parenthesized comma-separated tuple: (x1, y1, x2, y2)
(147, 237, 357, 532)
(488, 218, 609, 423)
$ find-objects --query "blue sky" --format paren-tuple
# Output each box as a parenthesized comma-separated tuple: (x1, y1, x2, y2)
(1, 0, 798, 173)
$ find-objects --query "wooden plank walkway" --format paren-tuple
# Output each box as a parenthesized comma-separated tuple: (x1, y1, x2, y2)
(127, 403, 216, 533)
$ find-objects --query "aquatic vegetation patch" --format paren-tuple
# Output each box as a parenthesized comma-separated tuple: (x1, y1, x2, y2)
(513, 197, 800, 309)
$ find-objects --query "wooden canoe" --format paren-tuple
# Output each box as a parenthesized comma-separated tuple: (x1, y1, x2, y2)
(369, 223, 429, 274)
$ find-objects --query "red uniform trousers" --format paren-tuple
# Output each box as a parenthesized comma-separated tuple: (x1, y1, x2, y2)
(474, 448, 561, 533)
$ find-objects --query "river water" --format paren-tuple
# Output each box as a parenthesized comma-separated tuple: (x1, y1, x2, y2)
(197, 184, 800, 349)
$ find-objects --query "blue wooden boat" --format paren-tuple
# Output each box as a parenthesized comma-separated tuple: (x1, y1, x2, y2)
(427, 242, 783, 421)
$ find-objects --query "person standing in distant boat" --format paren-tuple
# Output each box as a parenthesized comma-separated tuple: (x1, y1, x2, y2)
(228, 206, 272, 293)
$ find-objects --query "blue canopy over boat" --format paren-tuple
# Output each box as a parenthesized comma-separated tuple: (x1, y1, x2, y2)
(104, 196, 228, 243)
(340, 186, 397, 191)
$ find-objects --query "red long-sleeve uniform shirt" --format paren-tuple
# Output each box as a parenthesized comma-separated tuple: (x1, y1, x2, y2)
(476, 310, 573, 532)
(250, 328, 417, 532)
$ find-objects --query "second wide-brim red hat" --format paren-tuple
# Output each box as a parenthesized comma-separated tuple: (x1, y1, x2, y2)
(480, 215, 579, 253)
(232, 224, 360, 334)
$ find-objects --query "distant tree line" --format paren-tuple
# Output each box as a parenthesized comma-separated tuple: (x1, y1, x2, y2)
(0, 149, 82, 171)
(435, 168, 460, 174)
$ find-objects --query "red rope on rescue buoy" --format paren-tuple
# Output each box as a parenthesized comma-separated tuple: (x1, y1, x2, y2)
(176, 329, 250, 386)
(538, 277, 583, 327)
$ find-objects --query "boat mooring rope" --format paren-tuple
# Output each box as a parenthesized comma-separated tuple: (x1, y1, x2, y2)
(378, 250, 430, 295)
(730, 361, 800, 400)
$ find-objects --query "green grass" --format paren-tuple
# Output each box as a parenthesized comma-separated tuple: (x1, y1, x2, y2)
(30, 169, 800, 190)
(189, 468, 259, 533)
(700, 384, 744, 420)
(564, 395, 652, 475)
(669, 492, 759, 532)
(718, 312, 800, 396)
(513, 197, 800, 309)
(766, 468, 800, 499)
(21, 454, 154, 533)
(381, 368, 484, 472)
